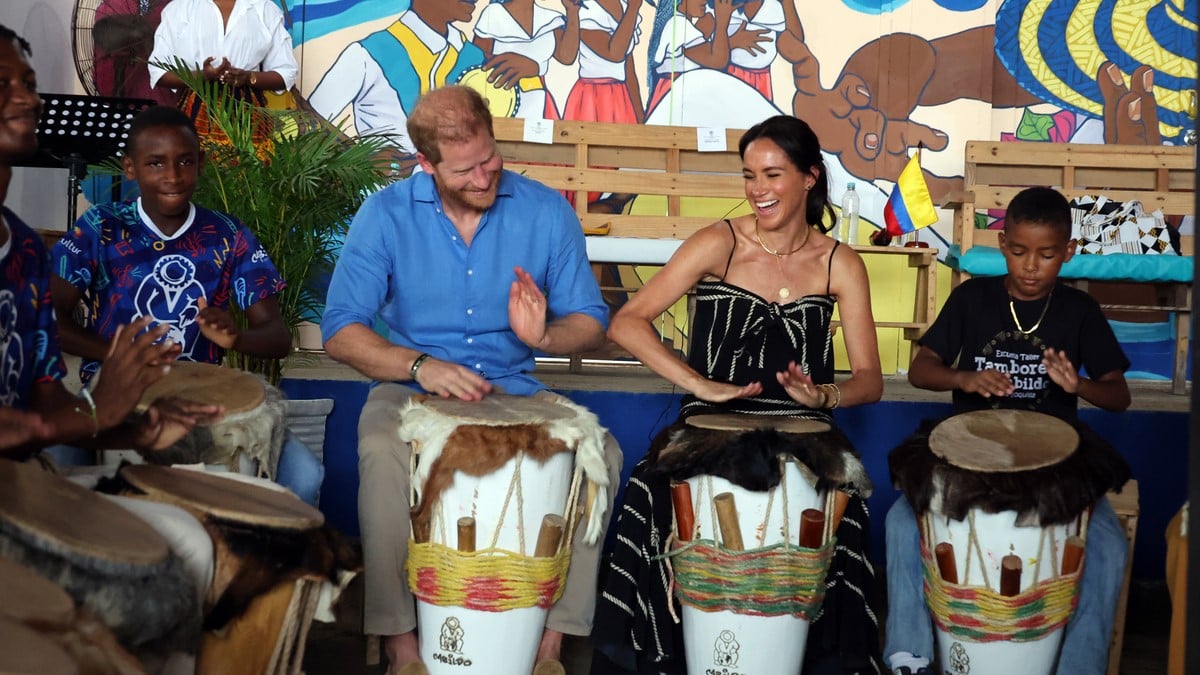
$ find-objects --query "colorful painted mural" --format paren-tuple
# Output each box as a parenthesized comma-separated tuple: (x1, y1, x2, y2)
(278, 0, 1195, 243)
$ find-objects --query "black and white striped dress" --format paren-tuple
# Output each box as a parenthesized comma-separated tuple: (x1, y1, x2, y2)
(680, 279, 836, 422)
(593, 244, 884, 674)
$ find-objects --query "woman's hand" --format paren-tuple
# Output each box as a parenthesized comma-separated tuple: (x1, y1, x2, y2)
(776, 361, 824, 408)
(691, 378, 763, 403)
(203, 56, 230, 83)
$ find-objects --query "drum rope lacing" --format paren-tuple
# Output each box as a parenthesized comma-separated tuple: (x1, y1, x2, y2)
(920, 511, 1088, 642)
(662, 457, 835, 622)
(407, 451, 585, 612)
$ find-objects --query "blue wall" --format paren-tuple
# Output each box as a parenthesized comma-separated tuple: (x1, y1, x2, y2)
(280, 378, 1188, 581)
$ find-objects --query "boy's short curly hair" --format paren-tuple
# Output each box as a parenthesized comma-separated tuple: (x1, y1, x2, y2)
(126, 105, 200, 155)
(1004, 187, 1072, 241)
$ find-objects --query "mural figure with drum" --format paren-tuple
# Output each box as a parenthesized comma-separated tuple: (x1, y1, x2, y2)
(886, 187, 1134, 675)
(308, 0, 485, 171)
(321, 85, 621, 675)
(595, 115, 884, 673)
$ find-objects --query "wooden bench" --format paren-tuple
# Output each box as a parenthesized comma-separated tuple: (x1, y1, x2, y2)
(492, 118, 938, 366)
(944, 141, 1195, 393)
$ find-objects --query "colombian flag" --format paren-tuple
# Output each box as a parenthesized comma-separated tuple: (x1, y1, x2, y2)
(883, 153, 938, 236)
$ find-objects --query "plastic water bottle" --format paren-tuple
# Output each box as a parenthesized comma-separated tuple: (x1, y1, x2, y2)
(836, 182, 860, 245)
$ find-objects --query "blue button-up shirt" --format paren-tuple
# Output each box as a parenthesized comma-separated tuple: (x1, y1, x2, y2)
(322, 169, 608, 395)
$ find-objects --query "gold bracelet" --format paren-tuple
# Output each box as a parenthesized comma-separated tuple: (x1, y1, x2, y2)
(819, 383, 841, 410)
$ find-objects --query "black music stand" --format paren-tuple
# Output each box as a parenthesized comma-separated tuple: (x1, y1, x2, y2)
(17, 93, 155, 227)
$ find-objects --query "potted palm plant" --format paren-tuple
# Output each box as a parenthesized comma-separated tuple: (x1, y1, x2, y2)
(165, 62, 397, 385)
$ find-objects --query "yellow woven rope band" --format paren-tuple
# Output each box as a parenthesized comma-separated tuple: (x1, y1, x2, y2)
(406, 541, 571, 612)
(667, 539, 835, 620)
(921, 543, 1081, 642)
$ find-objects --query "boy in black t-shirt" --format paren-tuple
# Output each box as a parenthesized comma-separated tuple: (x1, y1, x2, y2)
(884, 187, 1132, 674)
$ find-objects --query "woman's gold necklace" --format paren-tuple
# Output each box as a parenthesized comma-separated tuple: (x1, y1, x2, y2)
(1009, 288, 1054, 335)
(754, 216, 811, 300)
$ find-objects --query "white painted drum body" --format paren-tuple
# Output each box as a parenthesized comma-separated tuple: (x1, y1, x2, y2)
(681, 461, 825, 675)
(925, 509, 1082, 675)
(415, 451, 575, 675)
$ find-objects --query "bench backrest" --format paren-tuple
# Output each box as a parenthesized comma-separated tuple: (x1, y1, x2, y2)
(492, 117, 748, 239)
(955, 141, 1195, 255)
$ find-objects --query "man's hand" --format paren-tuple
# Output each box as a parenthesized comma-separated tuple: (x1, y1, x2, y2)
(1042, 348, 1080, 394)
(0, 408, 54, 451)
(960, 369, 1015, 399)
(508, 266, 549, 350)
(776, 360, 824, 408)
(412, 357, 493, 401)
(90, 318, 182, 429)
(196, 297, 240, 350)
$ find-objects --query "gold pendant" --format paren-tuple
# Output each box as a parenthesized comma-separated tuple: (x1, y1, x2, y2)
(779, 287, 791, 300)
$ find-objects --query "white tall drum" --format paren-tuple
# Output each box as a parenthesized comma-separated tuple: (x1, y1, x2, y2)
(672, 414, 837, 675)
(399, 394, 608, 675)
(922, 410, 1086, 675)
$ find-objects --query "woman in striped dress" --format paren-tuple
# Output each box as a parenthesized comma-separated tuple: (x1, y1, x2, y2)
(594, 114, 885, 673)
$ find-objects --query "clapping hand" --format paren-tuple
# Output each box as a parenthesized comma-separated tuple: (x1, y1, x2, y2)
(1042, 348, 1080, 394)
(961, 369, 1015, 399)
(196, 297, 240, 350)
(90, 317, 182, 429)
(508, 266, 549, 350)
(776, 361, 824, 408)
(134, 397, 223, 451)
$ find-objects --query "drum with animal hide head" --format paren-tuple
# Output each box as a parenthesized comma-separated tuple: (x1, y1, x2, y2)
(0, 460, 199, 657)
(0, 557, 143, 675)
(129, 362, 285, 477)
(653, 413, 870, 675)
(398, 393, 609, 675)
(116, 464, 344, 675)
(889, 409, 1131, 675)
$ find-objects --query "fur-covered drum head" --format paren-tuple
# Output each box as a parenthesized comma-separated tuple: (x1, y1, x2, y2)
(0, 460, 199, 650)
(419, 393, 576, 427)
(929, 410, 1079, 472)
(686, 413, 831, 435)
(0, 616, 78, 675)
(120, 465, 324, 531)
(0, 460, 168, 566)
(136, 361, 265, 414)
(131, 362, 286, 478)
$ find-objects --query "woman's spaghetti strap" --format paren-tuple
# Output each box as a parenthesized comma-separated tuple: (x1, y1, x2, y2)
(826, 240, 840, 295)
(721, 219, 736, 280)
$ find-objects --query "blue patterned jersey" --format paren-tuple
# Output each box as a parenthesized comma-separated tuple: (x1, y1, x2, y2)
(1, 208, 66, 409)
(52, 200, 286, 380)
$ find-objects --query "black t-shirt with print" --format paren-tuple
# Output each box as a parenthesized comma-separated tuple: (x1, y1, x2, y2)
(918, 276, 1130, 421)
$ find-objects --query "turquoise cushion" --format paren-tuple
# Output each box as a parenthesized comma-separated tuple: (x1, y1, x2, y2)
(945, 245, 1194, 283)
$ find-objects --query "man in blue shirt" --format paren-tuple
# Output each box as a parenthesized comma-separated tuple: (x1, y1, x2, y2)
(322, 85, 621, 674)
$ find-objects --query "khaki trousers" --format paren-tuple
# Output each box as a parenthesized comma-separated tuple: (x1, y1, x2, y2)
(358, 383, 622, 637)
